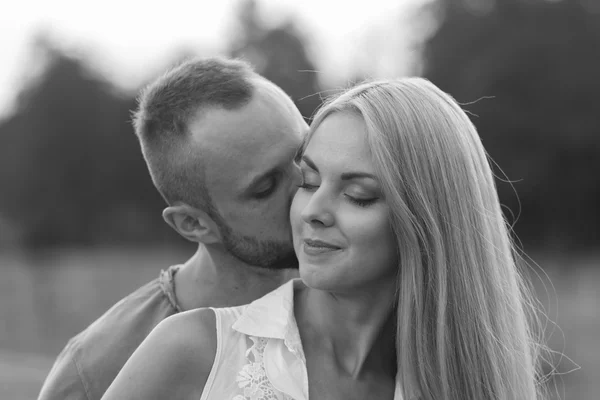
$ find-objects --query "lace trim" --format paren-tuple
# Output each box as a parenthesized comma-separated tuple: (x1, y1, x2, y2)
(233, 336, 293, 400)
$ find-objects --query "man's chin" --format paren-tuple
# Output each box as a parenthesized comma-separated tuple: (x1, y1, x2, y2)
(246, 248, 298, 270)
(225, 243, 298, 270)
(221, 229, 297, 270)
(268, 252, 299, 270)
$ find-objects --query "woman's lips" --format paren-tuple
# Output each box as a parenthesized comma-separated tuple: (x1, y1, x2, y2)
(302, 239, 342, 255)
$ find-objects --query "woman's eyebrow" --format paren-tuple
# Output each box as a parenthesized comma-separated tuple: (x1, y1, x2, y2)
(340, 172, 378, 181)
(301, 155, 319, 172)
(302, 155, 378, 181)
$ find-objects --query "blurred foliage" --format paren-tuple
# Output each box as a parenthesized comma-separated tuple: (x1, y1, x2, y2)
(0, 38, 169, 248)
(0, 0, 598, 254)
(0, 0, 321, 249)
(422, 0, 600, 250)
(229, 0, 322, 119)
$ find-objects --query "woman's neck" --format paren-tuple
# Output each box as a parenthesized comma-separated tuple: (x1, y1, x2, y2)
(295, 280, 397, 379)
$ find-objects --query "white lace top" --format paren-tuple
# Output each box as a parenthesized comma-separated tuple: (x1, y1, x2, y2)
(199, 279, 404, 400)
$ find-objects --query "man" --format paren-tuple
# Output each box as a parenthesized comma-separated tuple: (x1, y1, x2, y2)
(38, 56, 308, 400)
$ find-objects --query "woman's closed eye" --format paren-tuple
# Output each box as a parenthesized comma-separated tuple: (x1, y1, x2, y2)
(343, 183, 381, 207)
(298, 176, 379, 208)
(344, 186, 379, 207)
(297, 181, 319, 191)
(297, 168, 320, 191)
(345, 194, 378, 208)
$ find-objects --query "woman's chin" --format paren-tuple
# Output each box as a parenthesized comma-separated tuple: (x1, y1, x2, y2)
(298, 263, 338, 291)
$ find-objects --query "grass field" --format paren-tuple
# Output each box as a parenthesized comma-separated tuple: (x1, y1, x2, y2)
(0, 247, 597, 399)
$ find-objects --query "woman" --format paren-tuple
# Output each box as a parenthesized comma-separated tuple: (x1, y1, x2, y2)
(101, 78, 546, 400)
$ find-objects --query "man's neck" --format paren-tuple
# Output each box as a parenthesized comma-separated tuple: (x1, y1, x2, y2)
(173, 245, 299, 311)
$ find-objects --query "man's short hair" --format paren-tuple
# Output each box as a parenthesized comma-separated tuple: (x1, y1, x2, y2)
(132, 56, 256, 210)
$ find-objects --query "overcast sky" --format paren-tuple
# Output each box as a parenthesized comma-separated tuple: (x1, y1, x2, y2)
(0, 0, 428, 117)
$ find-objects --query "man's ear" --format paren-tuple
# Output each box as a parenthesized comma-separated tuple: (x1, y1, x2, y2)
(162, 204, 222, 244)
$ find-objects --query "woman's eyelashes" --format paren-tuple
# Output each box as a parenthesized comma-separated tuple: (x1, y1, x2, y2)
(297, 171, 378, 208)
(297, 182, 318, 191)
(345, 195, 378, 208)
(296, 168, 319, 191)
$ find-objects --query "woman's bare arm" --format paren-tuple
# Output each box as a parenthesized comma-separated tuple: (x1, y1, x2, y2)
(101, 308, 217, 400)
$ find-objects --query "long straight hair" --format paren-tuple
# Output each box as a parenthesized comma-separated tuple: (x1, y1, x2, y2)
(305, 78, 545, 399)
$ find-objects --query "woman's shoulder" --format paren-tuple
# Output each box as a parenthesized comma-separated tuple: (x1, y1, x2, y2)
(136, 308, 218, 390)
(101, 308, 219, 400)
(157, 307, 218, 362)
(165, 307, 217, 330)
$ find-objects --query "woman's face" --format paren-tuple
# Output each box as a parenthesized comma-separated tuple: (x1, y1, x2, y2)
(291, 112, 398, 293)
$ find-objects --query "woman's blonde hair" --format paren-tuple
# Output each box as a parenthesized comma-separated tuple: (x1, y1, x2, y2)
(305, 78, 546, 399)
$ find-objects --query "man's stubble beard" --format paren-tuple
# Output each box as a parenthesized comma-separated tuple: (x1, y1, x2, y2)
(216, 217, 298, 270)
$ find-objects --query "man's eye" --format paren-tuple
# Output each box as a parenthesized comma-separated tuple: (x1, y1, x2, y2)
(254, 179, 276, 199)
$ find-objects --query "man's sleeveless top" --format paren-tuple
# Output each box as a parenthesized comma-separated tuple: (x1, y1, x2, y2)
(200, 279, 405, 400)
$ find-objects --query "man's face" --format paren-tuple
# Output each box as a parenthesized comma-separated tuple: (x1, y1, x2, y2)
(190, 80, 307, 269)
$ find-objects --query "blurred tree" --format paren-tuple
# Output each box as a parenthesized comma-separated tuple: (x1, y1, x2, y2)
(0, 8, 324, 250)
(0, 37, 173, 248)
(421, 0, 600, 250)
(229, 0, 322, 121)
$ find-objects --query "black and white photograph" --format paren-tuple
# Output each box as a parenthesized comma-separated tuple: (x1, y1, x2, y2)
(0, 0, 597, 399)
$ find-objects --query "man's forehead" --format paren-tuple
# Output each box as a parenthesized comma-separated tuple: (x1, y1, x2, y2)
(199, 130, 298, 198)
(191, 101, 300, 146)
(186, 84, 303, 195)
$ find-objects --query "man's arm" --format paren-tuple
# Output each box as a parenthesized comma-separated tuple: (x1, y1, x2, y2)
(38, 341, 90, 400)
(37, 270, 181, 400)
(101, 308, 217, 400)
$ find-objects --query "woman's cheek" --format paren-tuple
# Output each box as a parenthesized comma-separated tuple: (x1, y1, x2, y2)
(290, 190, 307, 229)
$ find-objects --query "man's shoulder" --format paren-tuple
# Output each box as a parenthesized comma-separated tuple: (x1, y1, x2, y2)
(75, 266, 181, 362)
(40, 266, 182, 400)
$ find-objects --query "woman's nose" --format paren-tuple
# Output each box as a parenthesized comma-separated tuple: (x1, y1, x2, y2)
(300, 189, 334, 227)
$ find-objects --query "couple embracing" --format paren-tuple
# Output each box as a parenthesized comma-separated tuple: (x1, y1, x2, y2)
(39, 57, 545, 400)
